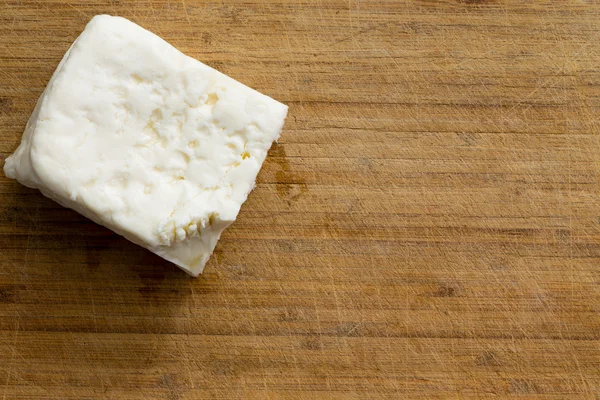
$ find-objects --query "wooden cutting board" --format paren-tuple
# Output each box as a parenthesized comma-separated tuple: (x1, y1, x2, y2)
(1, 1, 599, 398)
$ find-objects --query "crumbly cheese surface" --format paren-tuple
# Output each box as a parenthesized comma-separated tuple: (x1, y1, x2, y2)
(3, 15, 288, 276)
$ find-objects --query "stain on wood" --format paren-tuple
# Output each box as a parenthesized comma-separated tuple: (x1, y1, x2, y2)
(1, 0, 600, 399)
(0, 98, 12, 114)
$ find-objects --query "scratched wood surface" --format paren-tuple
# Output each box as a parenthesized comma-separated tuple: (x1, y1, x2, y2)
(1, 0, 600, 398)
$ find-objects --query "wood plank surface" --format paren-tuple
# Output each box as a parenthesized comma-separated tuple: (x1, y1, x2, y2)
(1, 0, 600, 398)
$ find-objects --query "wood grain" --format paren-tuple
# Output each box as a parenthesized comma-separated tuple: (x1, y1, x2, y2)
(1, 0, 600, 398)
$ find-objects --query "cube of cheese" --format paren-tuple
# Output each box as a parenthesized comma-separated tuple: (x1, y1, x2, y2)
(3, 15, 288, 276)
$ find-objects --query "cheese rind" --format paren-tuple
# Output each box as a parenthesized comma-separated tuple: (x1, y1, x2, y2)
(3, 15, 288, 276)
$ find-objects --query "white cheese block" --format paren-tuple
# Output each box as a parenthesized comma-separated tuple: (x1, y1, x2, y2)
(3, 15, 288, 276)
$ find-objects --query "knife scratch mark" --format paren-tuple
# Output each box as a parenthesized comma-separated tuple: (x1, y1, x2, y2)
(182, 0, 192, 28)
(66, 2, 88, 19)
